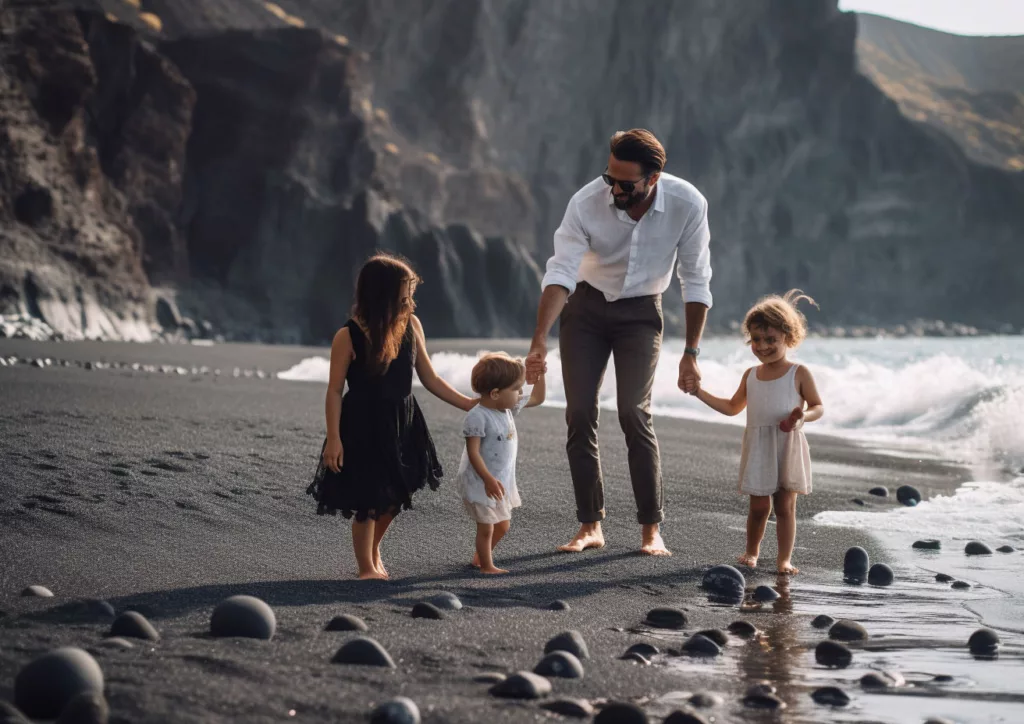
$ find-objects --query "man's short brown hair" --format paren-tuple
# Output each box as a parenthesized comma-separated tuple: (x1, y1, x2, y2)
(471, 352, 525, 394)
(610, 129, 666, 176)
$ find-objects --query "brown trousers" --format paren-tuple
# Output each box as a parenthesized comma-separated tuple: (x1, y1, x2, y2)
(559, 282, 664, 525)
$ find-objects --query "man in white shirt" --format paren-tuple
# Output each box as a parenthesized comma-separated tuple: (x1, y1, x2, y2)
(525, 129, 712, 556)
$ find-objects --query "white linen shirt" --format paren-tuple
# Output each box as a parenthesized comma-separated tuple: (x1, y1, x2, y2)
(541, 173, 713, 306)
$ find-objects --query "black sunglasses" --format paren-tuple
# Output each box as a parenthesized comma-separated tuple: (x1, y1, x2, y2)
(602, 172, 650, 193)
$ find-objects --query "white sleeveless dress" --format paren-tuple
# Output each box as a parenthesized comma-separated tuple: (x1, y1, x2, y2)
(738, 365, 812, 496)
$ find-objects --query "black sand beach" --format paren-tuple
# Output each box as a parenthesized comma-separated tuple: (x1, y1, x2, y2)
(1, 339, 1017, 723)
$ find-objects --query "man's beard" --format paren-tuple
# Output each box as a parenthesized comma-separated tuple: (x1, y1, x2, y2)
(613, 187, 647, 210)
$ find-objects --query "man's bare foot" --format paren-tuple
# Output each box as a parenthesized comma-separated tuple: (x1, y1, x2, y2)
(478, 565, 508, 575)
(737, 553, 759, 567)
(357, 570, 388, 580)
(558, 525, 605, 553)
(777, 561, 799, 575)
(640, 527, 672, 556)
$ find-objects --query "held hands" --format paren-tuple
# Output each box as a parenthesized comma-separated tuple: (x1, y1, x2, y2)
(525, 340, 548, 385)
(779, 407, 804, 432)
(323, 437, 344, 473)
(484, 475, 506, 501)
(677, 354, 701, 395)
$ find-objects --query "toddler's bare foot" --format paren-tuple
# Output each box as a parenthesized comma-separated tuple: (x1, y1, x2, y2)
(640, 528, 672, 556)
(471, 553, 481, 568)
(357, 570, 388, 580)
(558, 525, 605, 552)
(478, 565, 508, 575)
(777, 561, 799, 575)
(737, 553, 759, 568)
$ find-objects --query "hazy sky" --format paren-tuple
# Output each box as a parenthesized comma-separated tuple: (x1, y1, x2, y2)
(838, 0, 1024, 36)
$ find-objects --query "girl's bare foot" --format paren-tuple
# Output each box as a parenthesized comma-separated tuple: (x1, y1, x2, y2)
(357, 570, 388, 580)
(478, 565, 508, 575)
(471, 553, 481, 568)
(373, 554, 389, 579)
(737, 553, 759, 567)
(777, 561, 799, 575)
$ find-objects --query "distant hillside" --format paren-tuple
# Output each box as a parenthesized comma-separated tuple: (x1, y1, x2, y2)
(855, 13, 1024, 171)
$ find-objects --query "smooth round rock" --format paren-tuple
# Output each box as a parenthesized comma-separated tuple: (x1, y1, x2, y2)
(210, 595, 276, 640)
(852, 498, 866, 506)
(746, 681, 776, 697)
(331, 637, 395, 668)
(92, 638, 134, 652)
(429, 592, 462, 611)
(540, 699, 594, 718)
(742, 693, 785, 710)
(325, 614, 368, 632)
(593, 702, 649, 723)
(108, 611, 159, 642)
(815, 640, 853, 668)
(952, 581, 972, 590)
(860, 672, 893, 689)
(369, 697, 420, 724)
(924, 719, 955, 724)
(21, 585, 53, 598)
(933, 674, 955, 683)
(688, 692, 724, 708)
(55, 691, 108, 724)
(680, 634, 721, 657)
(645, 607, 687, 629)
(701, 565, 745, 600)
(0, 702, 30, 724)
(935, 573, 954, 583)
(868, 486, 889, 497)
(896, 485, 921, 506)
(753, 585, 779, 602)
(664, 709, 709, 724)
(968, 628, 1000, 655)
(811, 686, 850, 707)
(695, 629, 728, 647)
(544, 630, 589, 659)
(472, 672, 506, 684)
(410, 602, 445, 620)
(728, 620, 757, 637)
(534, 651, 584, 679)
(811, 614, 835, 629)
(868, 563, 894, 586)
(913, 539, 941, 550)
(843, 547, 870, 578)
(547, 600, 571, 611)
(489, 671, 551, 700)
(620, 652, 650, 665)
(622, 643, 659, 659)
(965, 541, 993, 556)
(829, 620, 868, 642)
(14, 648, 104, 719)
(997, 545, 1015, 553)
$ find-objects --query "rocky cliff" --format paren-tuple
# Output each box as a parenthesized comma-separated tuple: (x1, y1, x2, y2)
(2, 0, 1022, 342)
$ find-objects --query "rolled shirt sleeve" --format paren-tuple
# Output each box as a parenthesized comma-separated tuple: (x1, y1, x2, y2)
(676, 196, 713, 308)
(541, 195, 588, 295)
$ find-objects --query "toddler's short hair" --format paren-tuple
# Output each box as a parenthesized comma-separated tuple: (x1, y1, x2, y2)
(743, 289, 818, 348)
(471, 352, 525, 394)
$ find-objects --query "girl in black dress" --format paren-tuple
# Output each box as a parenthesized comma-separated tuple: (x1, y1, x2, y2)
(307, 253, 477, 579)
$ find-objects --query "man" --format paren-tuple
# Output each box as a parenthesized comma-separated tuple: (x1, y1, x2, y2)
(525, 129, 712, 556)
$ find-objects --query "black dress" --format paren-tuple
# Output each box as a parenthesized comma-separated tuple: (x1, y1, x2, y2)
(306, 319, 443, 520)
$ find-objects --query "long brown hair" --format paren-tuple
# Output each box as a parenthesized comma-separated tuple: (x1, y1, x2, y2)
(352, 253, 421, 375)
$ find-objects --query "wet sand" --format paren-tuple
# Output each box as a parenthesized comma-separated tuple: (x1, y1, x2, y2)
(1, 338, 1020, 723)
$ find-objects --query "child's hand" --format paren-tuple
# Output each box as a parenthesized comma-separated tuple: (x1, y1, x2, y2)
(323, 437, 344, 472)
(779, 407, 804, 432)
(484, 476, 505, 501)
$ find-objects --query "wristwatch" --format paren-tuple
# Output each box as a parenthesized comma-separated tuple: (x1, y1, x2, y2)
(684, 346, 700, 357)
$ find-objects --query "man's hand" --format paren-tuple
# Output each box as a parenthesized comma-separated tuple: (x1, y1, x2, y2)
(525, 339, 548, 385)
(678, 354, 701, 395)
(484, 476, 506, 501)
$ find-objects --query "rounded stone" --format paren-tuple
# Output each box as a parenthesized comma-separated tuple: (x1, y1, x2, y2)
(868, 486, 889, 497)
(593, 702, 649, 723)
(852, 498, 866, 506)
(108, 611, 159, 642)
(868, 563, 894, 586)
(410, 602, 445, 620)
(540, 699, 594, 718)
(933, 674, 955, 683)
(619, 652, 650, 665)
(924, 719, 955, 724)
(896, 485, 922, 506)
(14, 647, 104, 720)
(429, 592, 462, 610)
(55, 691, 108, 724)
(753, 585, 779, 602)
(534, 651, 584, 679)
(843, 547, 870, 578)
(21, 585, 53, 598)
(829, 619, 868, 642)
(728, 620, 757, 637)
(369, 697, 420, 724)
(680, 634, 721, 657)
(688, 692, 724, 708)
(913, 539, 941, 550)
(952, 581, 972, 590)
(210, 595, 276, 640)
(325, 614, 368, 632)
(489, 671, 552, 700)
(547, 600, 571, 611)
(860, 672, 893, 689)
(965, 541, 993, 556)
(742, 693, 785, 710)
(811, 614, 835, 629)
(695, 629, 728, 647)
(91, 638, 134, 652)
(645, 607, 687, 629)
(622, 642, 659, 659)
(664, 709, 709, 724)
(331, 637, 395, 668)
(701, 565, 745, 600)
(544, 630, 589, 660)
(815, 640, 853, 668)
(968, 628, 999, 655)
(0, 702, 30, 724)
(746, 681, 776, 697)
(935, 573, 954, 583)
(472, 672, 505, 684)
(811, 686, 850, 707)
(997, 545, 1015, 553)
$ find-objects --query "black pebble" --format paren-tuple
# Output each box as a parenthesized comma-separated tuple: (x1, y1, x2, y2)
(811, 686, 850, 707)
(965, 541, 993, 556)
(746, 682, 776, 696)
(695, 629, 729, 647)
(544, 630, 589, 660)
(325, 614, 368, 632)
(645, 607, 687, 629)
(410, 602, 445, 620)
(913, 539, 941, 550)
(868, 563, 894, 586)
(896, 485, 921, 506)
(534, 651, 584, 679)
(728, 620, 757, 637)
(680, 634, 721, 657)
(619, 652, 650, 665)
(547, 600, 571, 611)
(860, 672, 893, 689)
(55, 691, 108, 724)
(540, 699, 594, 718)
(622, 643, 659, 659)
(811, 614, 835, 629)
(663, 710, 709, 724)
(742, 693, 785, 710)
(489, 672, 552, 700)
(593, 702, 649, 723)
(868, 486, 889, 497)
(700, 565, 745, 600)
(952, 581, 972, 590)
(933, 674, 954, 683)
(369, 697, 419, 724)
(210, 595, 276, 640)
(968, 628, 999, 655)
(852, 498, 866, 506)
(429, 592, 462, 611)
(997, 545, 1015, 553)
(923, 719, 955, 724)
(109, 612, 159, 642)
(14, 648, 104, 720)
(935, 573, 954, 583)
(830, 619, 868, 641)
(843, 547, 869, 580)
(753, 585, 779, 602)
(815, 640, 853, 668)
(331, 637, 395, 668)
(688, 693, 723, 708)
